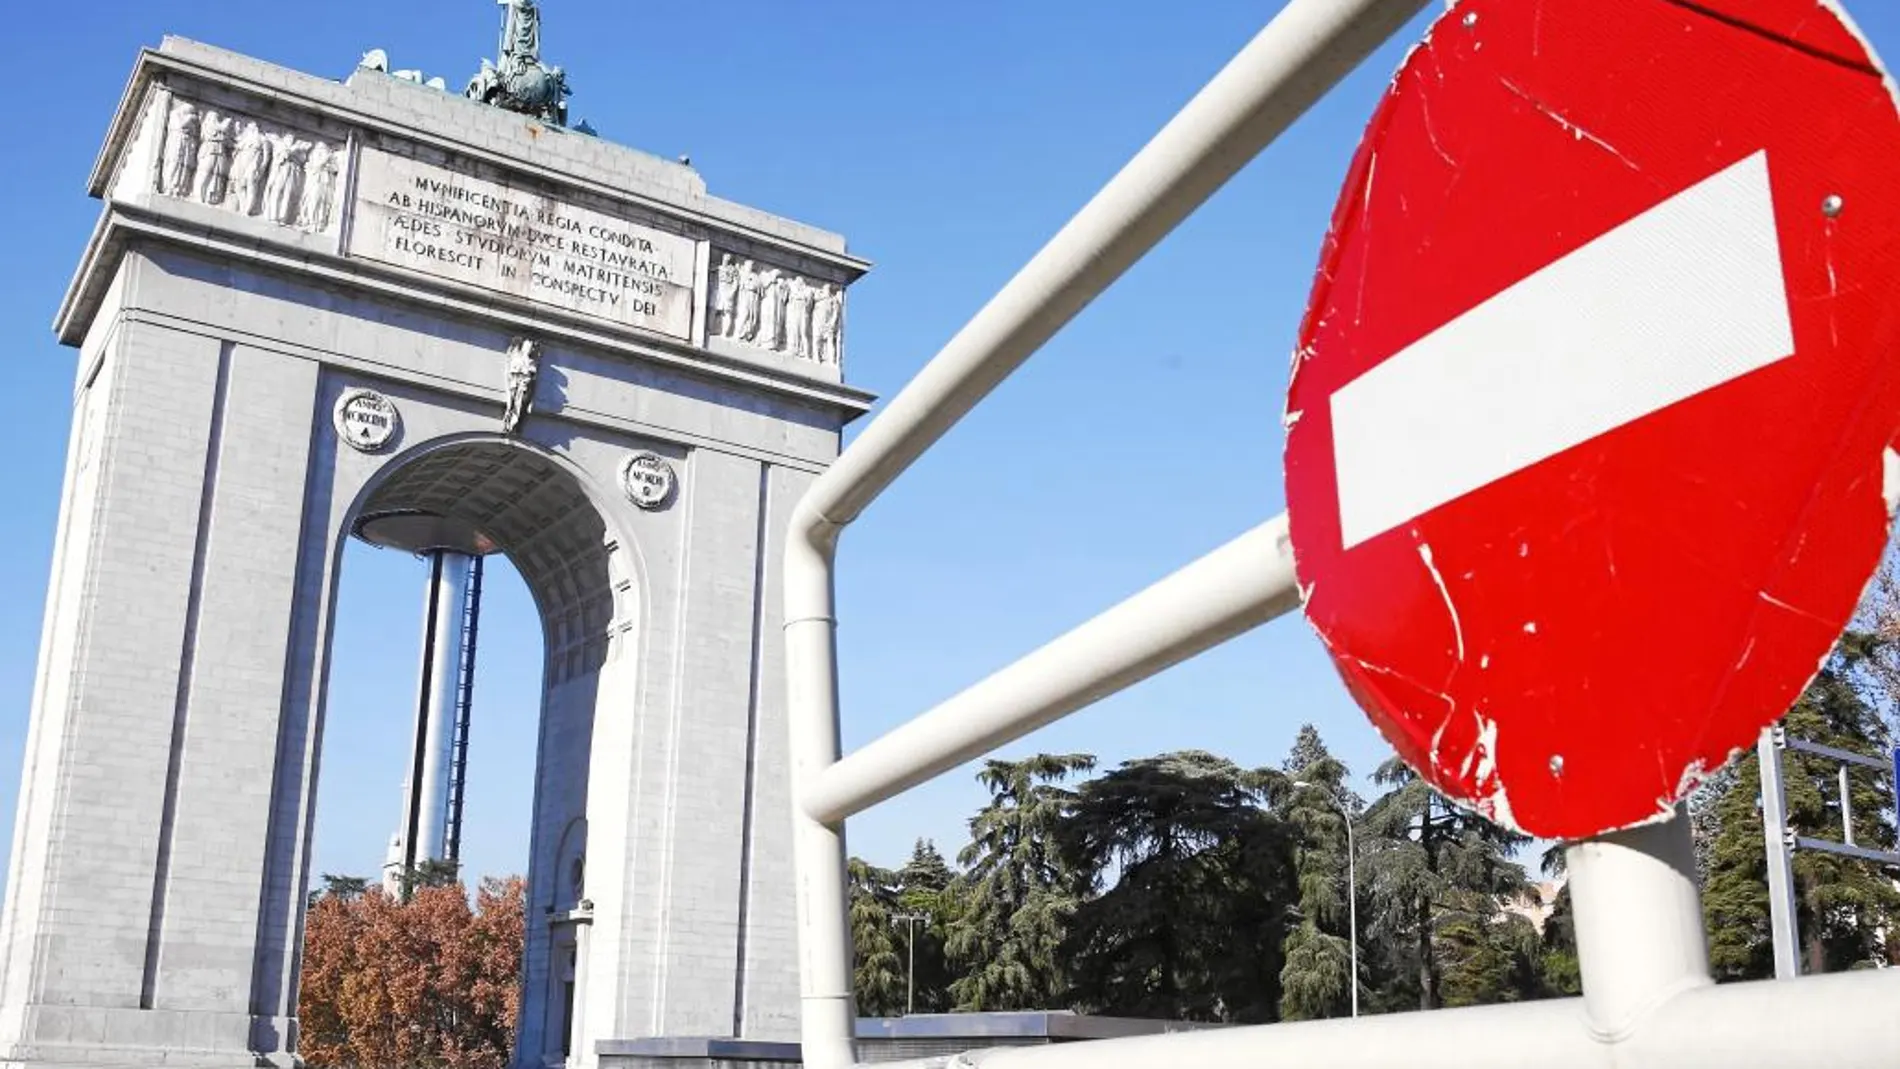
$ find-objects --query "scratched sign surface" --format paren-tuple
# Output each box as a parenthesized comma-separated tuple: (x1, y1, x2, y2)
(1283, 0, 1900, 839)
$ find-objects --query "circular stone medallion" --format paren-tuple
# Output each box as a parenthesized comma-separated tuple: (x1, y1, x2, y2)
(620, 452, 678, 511)
(333, 389, 401, 453)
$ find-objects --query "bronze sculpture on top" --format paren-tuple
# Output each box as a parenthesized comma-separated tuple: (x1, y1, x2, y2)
(465, 0, 571, 127)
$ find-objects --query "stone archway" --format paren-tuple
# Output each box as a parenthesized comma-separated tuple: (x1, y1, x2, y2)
(332, 434, 636, 1065)
(0, 32, 872, 1069)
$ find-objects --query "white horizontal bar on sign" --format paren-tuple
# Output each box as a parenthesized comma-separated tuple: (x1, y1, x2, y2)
(1330, 149, 1794, 549)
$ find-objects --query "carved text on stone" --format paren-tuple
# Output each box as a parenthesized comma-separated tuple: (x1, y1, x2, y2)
(349, 149, 697, 339)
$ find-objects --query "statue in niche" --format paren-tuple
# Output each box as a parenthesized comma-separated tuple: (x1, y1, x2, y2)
(814, 284, 844, 364)
(160, 99, 200, 198)
(503, 337, 541, 435)
(465, 0, 572, 127)
(264, 134, 314, 226)
(757, 269, 787, 351)
(732, 260, 763, 342)
(230, 121, 273, 216)
(786, 277, 815, 359)
(711, 254, 740, 338)
(193, 110, 235, 206)
(300, 142, 341, 232)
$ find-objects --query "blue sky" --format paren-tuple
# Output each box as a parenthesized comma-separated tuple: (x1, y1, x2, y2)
(7, 1, 1900, 893)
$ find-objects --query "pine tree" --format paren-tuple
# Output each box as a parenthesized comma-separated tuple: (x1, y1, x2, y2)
(899, 839, 954, 894)
(392, 857, 461, 901)
(1283, 724, 1332, 776)
(946, 754, 1095, 1011)
(306, 873, 370, 910)
(848, 857, 905, 1016)
(1358, 758, 1531, 1011)
(1689, 766, 1734, 889)
(1058, 750, 1293, 1023)
(1539, 884, 1580, 996)
(1702, 755, 1775, 980)
(893, 840, 957, 1013)
(1278, 729, 1359, 1021)
(1436, 910, 1542, 1007)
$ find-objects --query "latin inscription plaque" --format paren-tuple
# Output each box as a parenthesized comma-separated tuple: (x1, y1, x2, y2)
(349, 148, 698, 339)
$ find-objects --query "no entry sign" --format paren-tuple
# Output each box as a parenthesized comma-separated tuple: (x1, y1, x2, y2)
(1284, 0, 1900, 839)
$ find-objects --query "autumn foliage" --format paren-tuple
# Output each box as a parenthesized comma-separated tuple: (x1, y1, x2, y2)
(298, 876, 526, 1069)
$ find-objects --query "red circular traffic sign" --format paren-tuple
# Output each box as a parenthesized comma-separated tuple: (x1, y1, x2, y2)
(1284, 0, 1900, 839)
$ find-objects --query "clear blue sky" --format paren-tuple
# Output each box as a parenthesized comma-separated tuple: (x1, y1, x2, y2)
(7, 1, 1900, 892)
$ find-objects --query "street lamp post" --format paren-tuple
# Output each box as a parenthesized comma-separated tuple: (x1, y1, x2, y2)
(1294, 780, 1358, 1018)
(892, 912, 930, 1015)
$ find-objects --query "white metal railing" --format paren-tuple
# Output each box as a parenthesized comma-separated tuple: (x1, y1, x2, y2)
(781, 1, 1900, 1067)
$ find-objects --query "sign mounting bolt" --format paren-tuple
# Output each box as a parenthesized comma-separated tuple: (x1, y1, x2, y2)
(1549, 755, 1565, 776)
(1463, 11, 1478, 28)
(1822, 193, 1845, 218)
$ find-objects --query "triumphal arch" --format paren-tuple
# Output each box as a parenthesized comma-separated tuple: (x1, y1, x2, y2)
(0, 13, 868, 1067)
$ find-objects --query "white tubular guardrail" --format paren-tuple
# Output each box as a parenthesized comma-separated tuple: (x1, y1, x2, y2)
(782, 0, 1900, 1067)
(783, 3, 1425, 1063)
(801, 517, 1301, 827)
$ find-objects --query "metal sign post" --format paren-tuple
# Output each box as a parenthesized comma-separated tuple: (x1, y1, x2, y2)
(1758, 728, 1802, 979)
(1757, 727, 1900, 979)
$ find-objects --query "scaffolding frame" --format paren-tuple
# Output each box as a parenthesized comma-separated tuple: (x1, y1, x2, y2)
(783, 2, 1900, 1066)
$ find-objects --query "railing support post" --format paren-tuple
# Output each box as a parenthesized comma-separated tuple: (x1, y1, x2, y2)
(1566, 806, 1711, 1041)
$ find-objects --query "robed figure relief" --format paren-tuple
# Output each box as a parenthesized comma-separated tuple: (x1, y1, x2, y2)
(264, 135, 314, 226)
(230, 122, 273, 217)
(161, 100, 201, 198)
(712, 255, 740, 338)
(733, 261, 764, 343)
(300, 143, 341, 232)
(785, 277, 815, 359)
(756, 269, 788, 351)
(193, 110, 235, 206)
(814, 284, 843, 365)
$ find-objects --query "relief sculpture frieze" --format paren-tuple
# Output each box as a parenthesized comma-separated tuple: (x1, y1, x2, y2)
(151, 94, 343, 236)
(711, 252, 843, 367)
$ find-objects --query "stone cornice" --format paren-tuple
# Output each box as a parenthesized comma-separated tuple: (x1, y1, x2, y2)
(57, 206, 876, 419)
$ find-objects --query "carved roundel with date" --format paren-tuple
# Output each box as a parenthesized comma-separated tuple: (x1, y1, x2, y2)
(620, 452, 678, 511)
(333, 388, 402, 453)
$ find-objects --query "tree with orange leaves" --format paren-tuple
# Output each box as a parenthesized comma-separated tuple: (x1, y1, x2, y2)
(298, 874, 525, 1069)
